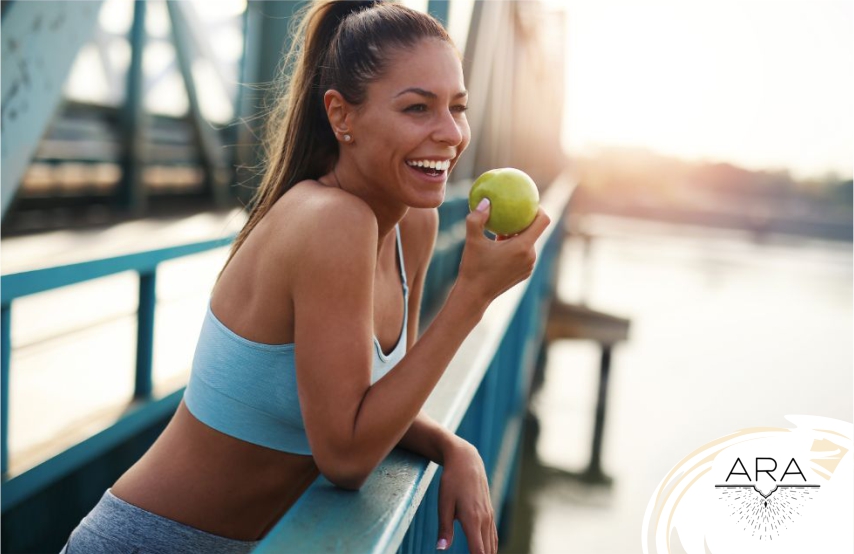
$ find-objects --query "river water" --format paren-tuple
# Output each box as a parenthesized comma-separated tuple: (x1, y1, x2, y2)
(501, 214, 853, 553)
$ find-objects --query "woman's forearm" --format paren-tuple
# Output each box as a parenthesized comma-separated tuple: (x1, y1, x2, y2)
(348, 281, 485, 477)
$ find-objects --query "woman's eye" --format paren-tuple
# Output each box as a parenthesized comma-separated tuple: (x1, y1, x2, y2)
(406, 104, 428, 113)
(453, 105, 469, 113)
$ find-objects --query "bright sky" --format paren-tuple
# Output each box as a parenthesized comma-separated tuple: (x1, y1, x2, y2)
(562, 1, 853, 180)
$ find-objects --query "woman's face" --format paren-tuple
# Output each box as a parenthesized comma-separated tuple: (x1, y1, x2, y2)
(349, 38, 471, 208)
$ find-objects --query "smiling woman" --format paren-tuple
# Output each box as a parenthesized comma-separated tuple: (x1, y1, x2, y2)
(58, 2, 550, 554)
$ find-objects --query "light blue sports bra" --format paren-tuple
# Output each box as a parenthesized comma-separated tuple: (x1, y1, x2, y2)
(183, 224, 409, 455)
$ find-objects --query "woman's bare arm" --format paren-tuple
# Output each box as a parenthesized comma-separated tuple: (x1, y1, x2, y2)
(291, 192, 547, 489)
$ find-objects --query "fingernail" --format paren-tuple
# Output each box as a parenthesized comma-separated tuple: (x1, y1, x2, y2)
(437, 538, 448, 550)
(476, 198, 490, 212)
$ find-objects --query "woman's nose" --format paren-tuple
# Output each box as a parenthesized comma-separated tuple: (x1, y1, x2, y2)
(432, 109, 464, 146)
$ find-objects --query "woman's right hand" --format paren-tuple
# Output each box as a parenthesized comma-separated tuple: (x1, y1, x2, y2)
(456, 198, 551, 309)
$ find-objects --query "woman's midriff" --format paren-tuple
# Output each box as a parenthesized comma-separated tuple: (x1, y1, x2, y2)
(110, 400, 320, 541)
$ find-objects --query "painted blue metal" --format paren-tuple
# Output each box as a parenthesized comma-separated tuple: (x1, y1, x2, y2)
(394, 230, 560, 554)
(1, 304, 10, 476)
(118, 0, 148, 214)
(0, 236, 233, 304)
(427, 0, 450, 27)
(135, 272, 157, 399)
(423, 189, 469, 320)
(1, 388, 185, 512)
(254, 449, 441, 554)
(0, 0, 105, 219)
(233, 1, 308, 204)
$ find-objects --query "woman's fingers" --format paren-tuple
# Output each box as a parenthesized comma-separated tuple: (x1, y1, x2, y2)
(519, 207, 551, 246)
(482, 516, 496, 554)
(494, 517, 500, 553)
(460, 513, 487, 554)
(483, 479, 497, 553)
(436, 487, 455, 550)
(465, 200, 491, 240)
(495, 207, 551, 243)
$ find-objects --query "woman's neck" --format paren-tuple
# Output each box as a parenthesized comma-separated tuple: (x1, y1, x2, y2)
(322, 160, 408, 255)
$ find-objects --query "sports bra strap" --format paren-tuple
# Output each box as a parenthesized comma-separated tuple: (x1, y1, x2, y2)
(394, 223, 409, 293)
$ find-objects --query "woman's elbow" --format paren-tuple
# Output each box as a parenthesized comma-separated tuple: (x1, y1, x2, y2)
(315, 452, 371, 491)
(327, 470, 369, 491)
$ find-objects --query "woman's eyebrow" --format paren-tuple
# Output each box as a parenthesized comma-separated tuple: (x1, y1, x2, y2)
(394, 87, 468, 99)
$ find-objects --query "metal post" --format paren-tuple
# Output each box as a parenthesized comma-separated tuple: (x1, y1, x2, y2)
(118, 0, 147, 215)
(1, 303, 11, 475)
(580, 233, 593, 306)
(585, 343, 612, 483)
(135, 272, 156, 399)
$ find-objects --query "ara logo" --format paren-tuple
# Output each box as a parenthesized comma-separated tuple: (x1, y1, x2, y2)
(642, 416, 852, 554)
(715, 456, 820, 540)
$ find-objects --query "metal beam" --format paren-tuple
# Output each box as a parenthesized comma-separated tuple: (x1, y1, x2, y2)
(1, 0, 105, 220)
(117, 0, 148, 215)
(233, 1, 307, 205)
(166, 0, 232, 207)
(427, 0, 450, 27)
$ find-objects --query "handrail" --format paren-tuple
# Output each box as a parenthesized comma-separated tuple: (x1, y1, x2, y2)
(254, 175, 575, 553)
(0, 237, 234, 303)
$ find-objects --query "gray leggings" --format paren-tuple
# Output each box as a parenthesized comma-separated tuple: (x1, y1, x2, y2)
(59, 488, 262, 554)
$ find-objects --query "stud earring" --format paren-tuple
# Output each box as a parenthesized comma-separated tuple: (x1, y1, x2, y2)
(343, 134, 352, 143)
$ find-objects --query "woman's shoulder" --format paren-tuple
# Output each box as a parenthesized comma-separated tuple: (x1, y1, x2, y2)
(268, 180, 378, 261)
(280, 179, 377, 225)
(269, 180, 377, 242)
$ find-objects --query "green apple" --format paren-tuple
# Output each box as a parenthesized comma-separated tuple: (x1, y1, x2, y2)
(468, 168, 539, 236)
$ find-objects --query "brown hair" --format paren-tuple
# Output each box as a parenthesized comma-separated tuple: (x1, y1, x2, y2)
(218, 0, 454, 281)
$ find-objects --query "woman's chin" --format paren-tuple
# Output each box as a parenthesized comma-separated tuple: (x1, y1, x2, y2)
(413, 187, 445, 209)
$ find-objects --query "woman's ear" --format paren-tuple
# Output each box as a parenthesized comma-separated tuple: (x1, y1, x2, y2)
(324, 89, 353, 143)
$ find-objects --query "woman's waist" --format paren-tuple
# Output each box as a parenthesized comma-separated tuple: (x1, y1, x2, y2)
(115, 401, 320, 540)
(112, 465, 319, 542)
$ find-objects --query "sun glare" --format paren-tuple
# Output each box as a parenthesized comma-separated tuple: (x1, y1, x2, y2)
(563, 1, 853, 180)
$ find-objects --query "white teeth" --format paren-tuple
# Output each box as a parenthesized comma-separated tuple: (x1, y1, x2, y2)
(406, 159, 451, 171)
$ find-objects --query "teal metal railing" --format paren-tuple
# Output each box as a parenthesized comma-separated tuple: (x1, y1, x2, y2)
(0, 177, 573, 553)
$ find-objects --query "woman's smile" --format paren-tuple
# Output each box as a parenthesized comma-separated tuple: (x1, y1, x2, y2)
(404, 158, 453, 184)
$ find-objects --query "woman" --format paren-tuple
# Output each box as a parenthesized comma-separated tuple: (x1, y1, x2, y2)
(60, 1, 549, 553)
